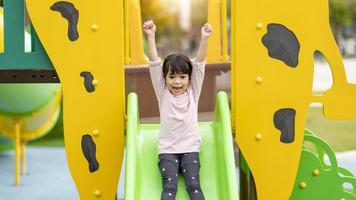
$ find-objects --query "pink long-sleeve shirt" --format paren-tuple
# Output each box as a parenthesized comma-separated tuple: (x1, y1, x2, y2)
(149, 58, 206, 154)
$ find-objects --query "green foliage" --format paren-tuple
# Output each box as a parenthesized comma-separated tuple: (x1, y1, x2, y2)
(140, 0, 209, 57)
(329, 0, 356, 30)
(330, 0, 352, 27)
(345, 0, 356, 18)
(140, 0, 179, 37)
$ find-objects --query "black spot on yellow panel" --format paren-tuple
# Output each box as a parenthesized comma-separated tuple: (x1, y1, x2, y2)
(50, 1, 79, 41)
(80, 71, 95, 93)
(273, 108, 296, 143)
(81, 135, 99, 173)
(262, 24, 300, 68)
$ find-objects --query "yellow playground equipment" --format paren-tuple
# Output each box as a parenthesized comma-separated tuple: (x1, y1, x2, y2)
(232, 0, 356, 199)
(0, 0, 355, 199)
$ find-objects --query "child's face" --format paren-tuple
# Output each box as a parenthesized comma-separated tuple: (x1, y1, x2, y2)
(165, 71, 189, 96)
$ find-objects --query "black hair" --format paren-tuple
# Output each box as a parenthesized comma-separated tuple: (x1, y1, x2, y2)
(163, 54, 192, 78)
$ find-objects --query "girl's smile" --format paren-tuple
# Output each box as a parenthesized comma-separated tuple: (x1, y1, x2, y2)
(165, 72, 189, 96)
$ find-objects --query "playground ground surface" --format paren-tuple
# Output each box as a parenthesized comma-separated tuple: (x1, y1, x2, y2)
(0, 147, 355, 200)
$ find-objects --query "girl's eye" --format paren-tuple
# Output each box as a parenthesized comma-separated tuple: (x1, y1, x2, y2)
(169, 76, 175, 79)
(180, 76, 187, 79)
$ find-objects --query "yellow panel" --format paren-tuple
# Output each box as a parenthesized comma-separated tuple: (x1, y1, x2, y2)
(124, 0, 130, 64)
(207, 0, 222, 62)
(220, 0, 229, 62)
(25, 1, 125, 200)
(231, 0, 355, 199)
(315, 45, 356, 120)
(128, 0, 147, 65)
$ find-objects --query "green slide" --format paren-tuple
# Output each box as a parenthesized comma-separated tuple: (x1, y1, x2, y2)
(125, 91, 239, 200)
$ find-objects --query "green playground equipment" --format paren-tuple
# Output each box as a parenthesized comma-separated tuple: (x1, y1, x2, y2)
(290, 130, 356, 199)
(238, 130, 356, 200)
(125, 92, 238, 200)
(0, 0, 52, 68)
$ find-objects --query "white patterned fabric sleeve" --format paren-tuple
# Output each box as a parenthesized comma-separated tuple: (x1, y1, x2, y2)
(148, 58, 165, 102)
(190, 58, 206, 102)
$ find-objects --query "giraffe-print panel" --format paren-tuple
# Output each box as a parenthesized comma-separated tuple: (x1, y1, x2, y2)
(262, 24, 300, 68)
(231, 0, 356, 199)
(25, 0, 125, 199)
(50, 1, 79, 41)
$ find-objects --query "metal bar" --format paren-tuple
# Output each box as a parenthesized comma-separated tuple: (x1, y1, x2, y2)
(14, 118, 21, 187)
(20, 141, 26, 176)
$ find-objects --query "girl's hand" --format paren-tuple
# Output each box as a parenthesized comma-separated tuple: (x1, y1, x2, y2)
(143, 20, 156, 36)
(201, 23, 213, 39)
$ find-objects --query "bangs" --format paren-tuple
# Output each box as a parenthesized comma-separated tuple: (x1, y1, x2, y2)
(163, 54, 192, 77)
(165, 59, 190, 75)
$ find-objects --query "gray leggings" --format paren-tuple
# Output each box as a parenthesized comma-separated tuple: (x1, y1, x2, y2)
(158, 152, 205, 200)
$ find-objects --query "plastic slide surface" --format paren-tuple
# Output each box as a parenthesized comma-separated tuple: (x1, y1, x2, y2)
(125, 92, 239, 200)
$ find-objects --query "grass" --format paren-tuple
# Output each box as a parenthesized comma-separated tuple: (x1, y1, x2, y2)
(306, 106, 356, 152)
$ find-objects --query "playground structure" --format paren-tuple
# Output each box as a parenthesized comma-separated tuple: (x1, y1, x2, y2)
(0, 0, 355, 200)
(0, 4, 61, 186)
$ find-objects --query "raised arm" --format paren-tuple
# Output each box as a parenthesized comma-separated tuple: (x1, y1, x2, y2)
(195, 23, 213, 62)
(143, 20, 164, 101)
(190, 23, 213, 102)
(143, 20, 159, 62)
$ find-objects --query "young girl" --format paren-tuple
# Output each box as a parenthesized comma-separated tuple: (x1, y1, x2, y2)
(143, 20, 213, 200)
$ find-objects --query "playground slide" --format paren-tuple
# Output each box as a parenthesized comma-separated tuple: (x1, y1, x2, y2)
(290, 131, 356, 199)
(125, 92, 239, 200)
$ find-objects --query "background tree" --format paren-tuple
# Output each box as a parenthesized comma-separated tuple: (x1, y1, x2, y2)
(329, 0, 352, 40)
(140, 0, 182, 57)
(140, 0, 209, 57)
